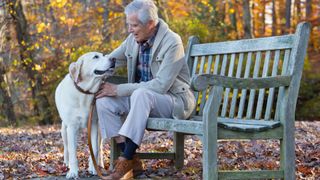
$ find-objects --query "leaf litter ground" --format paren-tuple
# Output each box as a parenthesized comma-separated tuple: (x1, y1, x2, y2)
(0, 121, 319, 179)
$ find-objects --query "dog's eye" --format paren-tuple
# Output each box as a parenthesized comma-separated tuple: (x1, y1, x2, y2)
(93, 55, 99, 59)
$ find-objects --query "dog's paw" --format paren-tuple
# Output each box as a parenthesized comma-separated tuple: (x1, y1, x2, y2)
(66, 170, 78, 179)
(88, 165, 97, 175)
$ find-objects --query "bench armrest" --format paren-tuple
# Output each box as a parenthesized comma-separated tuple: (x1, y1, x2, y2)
(105, 75, 128, 84)
(191, 74, 292, 91)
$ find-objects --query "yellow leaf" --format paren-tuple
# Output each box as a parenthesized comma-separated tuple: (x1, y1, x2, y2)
(65, 48, 71, 54)
(13, 60, 19, 66)
(60, 16, 66, 22)
(34, 64, 42, 71)
(229, 8, 235, 14)
(36, 23, 46, 33)
(66, 18, 75, 28)
(23, 59, 29, 65)
(201, 0, 208, 6)
(97, 7, 104, 13)
(52, 0, 67, 8)
(34, 43, 40, 49)
(62, 61, 68, 67)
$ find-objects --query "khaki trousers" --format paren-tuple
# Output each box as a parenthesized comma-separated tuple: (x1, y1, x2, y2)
(96, 88, 173, 145)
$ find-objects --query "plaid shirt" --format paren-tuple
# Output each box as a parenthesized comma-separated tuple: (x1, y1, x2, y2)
(136, 24, 159, 82)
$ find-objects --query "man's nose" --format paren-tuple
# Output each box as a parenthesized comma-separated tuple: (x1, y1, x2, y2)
(128, 27, 133, 33)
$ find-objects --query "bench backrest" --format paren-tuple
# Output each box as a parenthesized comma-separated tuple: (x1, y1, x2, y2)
(186, 22, 310, 122)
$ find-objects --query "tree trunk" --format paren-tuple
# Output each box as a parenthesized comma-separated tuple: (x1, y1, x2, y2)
(8, 0, 53, 124)
(295, 0, 301, 21)
(209, 0, 219, 21)
(207, 0, 226, 27)
(306, 0, 312, 20)
(252, 1, 256, 37)
(229, 0, 237, 36)
(101, 0, 111, 44)
(285, 0, 291, 33)
(0, 66, 17, 125)
(272, 0, 277, 35)
(0, 9, 17, 125)
(217, 1, 227, 37)
(243, 0, 253, 38)
(261, 0, 266, 36)
(279, 0, 286, 34)
(209, 0, 219, 6)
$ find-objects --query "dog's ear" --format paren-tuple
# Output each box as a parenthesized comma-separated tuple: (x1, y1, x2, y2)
(69, 61, 83, 83)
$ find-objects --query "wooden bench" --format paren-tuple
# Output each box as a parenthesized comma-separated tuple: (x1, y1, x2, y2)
(109, 22, 310, 179)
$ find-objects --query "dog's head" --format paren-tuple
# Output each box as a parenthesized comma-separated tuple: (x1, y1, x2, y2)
(69, 52, 114, 93)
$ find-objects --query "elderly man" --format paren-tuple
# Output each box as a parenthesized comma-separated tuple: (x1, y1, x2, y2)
(95, 0, 196, 179)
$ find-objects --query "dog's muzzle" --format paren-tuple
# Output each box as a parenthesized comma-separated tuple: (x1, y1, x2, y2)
(94, 64, 115, 75)
(94, 69, 108, 75)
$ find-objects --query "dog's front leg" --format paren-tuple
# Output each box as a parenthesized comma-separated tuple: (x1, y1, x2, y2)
(98, 130, 105, 168)
(61, 123, 69, 166)
(66, 125, 80, 179)
(88, 116, 99, 175)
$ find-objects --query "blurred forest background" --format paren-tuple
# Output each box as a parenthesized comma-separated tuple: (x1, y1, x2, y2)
(0, 0, 319, 126)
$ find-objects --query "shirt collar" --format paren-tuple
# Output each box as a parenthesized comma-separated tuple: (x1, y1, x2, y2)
(139, 22, 160, 48)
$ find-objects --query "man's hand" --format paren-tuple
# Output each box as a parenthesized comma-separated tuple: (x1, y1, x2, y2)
(95, 82, 117, 98)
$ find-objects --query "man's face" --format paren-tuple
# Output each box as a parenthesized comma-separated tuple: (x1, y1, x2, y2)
(126, 13, 155, 43)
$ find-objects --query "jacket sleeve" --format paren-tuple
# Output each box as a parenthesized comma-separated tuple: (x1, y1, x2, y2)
(116, 42, 185, 96)
(108, 38, 128, 61)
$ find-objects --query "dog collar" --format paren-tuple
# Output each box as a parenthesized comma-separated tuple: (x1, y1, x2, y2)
(73, 81, 95, 95)
(70, 75, 95, 95)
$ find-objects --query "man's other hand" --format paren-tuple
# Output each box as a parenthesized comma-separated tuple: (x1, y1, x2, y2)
(95, 82, 117, 98)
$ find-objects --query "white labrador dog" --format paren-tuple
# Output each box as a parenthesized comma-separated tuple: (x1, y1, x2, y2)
(55, 52, 113, 178)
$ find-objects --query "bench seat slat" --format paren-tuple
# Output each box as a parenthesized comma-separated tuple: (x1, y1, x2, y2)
(218, 120, 280, 132)
(147, 118, 203, 135)
(147, 119, 283, 139)
(147, 116, 281, 134)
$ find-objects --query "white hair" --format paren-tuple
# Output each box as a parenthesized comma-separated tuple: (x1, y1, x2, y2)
(124, 0, 159, 25)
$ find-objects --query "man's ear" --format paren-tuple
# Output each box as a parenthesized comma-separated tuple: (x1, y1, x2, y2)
(147, 20, 155, 30)
(69, 61, 83, 83)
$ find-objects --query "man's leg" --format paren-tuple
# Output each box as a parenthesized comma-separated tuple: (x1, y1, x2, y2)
(119, 88, 173, 146)
(106, 88, 173, 179)
(96, 96, 129, 152)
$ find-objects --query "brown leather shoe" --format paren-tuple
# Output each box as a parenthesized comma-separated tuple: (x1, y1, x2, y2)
(132, 154, 144, 177)
(106, 157, 133, 180)
(106, 155, 144, 177)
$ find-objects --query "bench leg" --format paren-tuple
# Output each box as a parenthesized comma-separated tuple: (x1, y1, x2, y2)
(173, 132, 184, 169)
(203, 134, 218, 180)
(280, 127, 296, 179)
(202, 87, 221, 179)
(110, 138, 121, 170)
